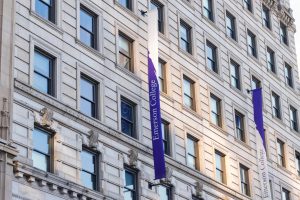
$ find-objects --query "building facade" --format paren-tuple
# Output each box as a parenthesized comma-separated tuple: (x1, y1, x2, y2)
(0, 0, 299, 199)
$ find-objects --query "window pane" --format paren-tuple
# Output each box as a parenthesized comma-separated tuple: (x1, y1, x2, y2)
(158, 186, 170, 200)
(80, 78, 95, 101)
(35, 0, 51, 21)
(80, 28, 93, 47)
(121, 119, 133, 136)
(34, 51, 51, 77)
(119, 0, 130, 9)
(81, 170, 96, 190)
(121, 101, 133, 121)
(119, 35, 130, 52)
(81, 151, 95, 173)
(32, 151, 49, 171)
(80, 98, 93, 116)
(33, 129, 50, 154)
(33, 73, 50, 94)
(187, 137, 195, 156)
(80, 9, 94, 32)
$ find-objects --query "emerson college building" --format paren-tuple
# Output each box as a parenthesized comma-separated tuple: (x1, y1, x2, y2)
(0, 0, 299, 199)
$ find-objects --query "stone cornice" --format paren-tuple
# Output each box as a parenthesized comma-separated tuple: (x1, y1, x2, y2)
(276, 1, 296, 32)
(262, 0, 277, 9)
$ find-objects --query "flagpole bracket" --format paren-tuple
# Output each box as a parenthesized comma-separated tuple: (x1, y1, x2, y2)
(140, 10, 148, 16)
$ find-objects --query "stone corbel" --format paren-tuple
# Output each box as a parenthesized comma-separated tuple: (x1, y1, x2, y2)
(128, 149, 138, 168)
(262, 0, 277, 10)
(194, 181, 205, 199)
(276, 2, 295, 31)
(34, 107, 59, 132)
(160, 166, 174, 186)
(0, 98, 9, 139)
(81, 130, 104, 152)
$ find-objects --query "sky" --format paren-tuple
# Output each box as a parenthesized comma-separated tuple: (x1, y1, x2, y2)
(290, 0, 300, 67)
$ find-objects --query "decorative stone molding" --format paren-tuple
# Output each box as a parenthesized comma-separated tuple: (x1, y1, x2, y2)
(262, 0, 277, 9)
(34, 107, 59, 132)
(88, 130, 99, 148)
(0, 98, 9, 139)
(195, 181, 204, 199)
(128, 149, 138, 167)
(276, 1, 296, 32)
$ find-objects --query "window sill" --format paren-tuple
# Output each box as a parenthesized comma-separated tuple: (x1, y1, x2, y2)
(247, 52, 261, 66)
(234, 137, 251, 150)
(30, 10, 63, 35)
(115, 64, 142, 83)
(272, 116, 286, 127)
(209, 122, 228, 136)
(229, 85, 247, 99)
(180, 0, 196, 11)
(178, 49, 198, 64)
(114, 1, 139, 21)
(182, 105, 202, 120)
(225, 35, 240, 48)
(202, 16, 220, 31)
(160, 92, 174, 103)
(205, 67, 224, 82)
(266, 68, 280, 81)
(75, 39, 105, 60)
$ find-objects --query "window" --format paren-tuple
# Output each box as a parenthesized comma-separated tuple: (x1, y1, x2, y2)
(119, 33, 133, 72)
(206, 41, 218, 73)
(210, 94, 222, 127)
(121, 97, 136, 138)
(119, 0, 132, 10)
(251, 76, 261, 89)
(215, 150, 225, 184)
(267, 47, 275, 73)
(183, 76, 195, 110)
(158, 59, 167, 93)
(280, 22, 288, 45)
(230, 60, 240, 89)
(269, 180, 274, 200)
(81, 149, 97, 190)
(80, 6, 97, 48)
(243, 0, 252, 12)
(247, 30, 257, 57)
(226, 12, 236, 40)
(290, 106, 298, 132)
(203, 0, 213, 21)
(262, 5, 271, 29)
(150, 1, 164, 33)
(187, 135, 198, 169)
(80, 75, 98, 118)
(35, 0, 55, 22)
(33, 49, 55, 96)
(285, 63, 293, 88)
(277, 139, 285, 167)
(296, 151, 300, 176)
(180, 20, 192, 54)
(235, 111, 245, 142)
(123, 167, 138, 200)
(158, 185, 172, 200)
(281, 188, 290, 200)
(271, 92, 281, 119)
(32, 128, 52, 172)
(240, 164, 250, 196)
(161, 120, 171, 156)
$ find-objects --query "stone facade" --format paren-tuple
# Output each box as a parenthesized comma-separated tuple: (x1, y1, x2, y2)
(0, 0, 299, 199)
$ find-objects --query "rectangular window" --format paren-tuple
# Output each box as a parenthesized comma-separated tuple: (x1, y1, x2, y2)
(240, 164, 250, 196)
(290, 106, 298, 132)
(247, 30, 257, 57)
(161, 120, 171, 156)
(35, 0, 55, 22)
(280, 22, 288, 45)
(187, 135, 198, 170)
(267, 47, 275, 73)
(80, 75, 98, 118)
(262, 5, 271, 29)
(277, 139, 285, 167)
(215, 150, 225, 184)
(296, 151, 300, 176)
(281, 188, 290, 200)
(226, 12, 236, 40)
(285, 63, 293, 88)
(119, 0, 132, 10)
(80, 6, 97, 49)
(235, 111, 245, 142)
(269, 180, 274, 200)
(230, 60, 240, 89)
(150, 1, 164, 33)
(123, 167, 138, 200)
(244, 0, 252, 12)
(158, 59, 167, 93)
(251, 76, 261, 89)
(271, 92, 281, 119)
(121, 97, 136, 138)
(32, 128, 52, 172)
(203, 0, 213, 21)
(183, 76, 195, 110)
(206, 41, 218, 73)
(119, 33, 133, 72)
(81, 148, 97, 190)
(33, 49, 55, 96)
(210, 94, 222, 127)
(158, 185, 172, 200)
(180, 21, 192, 54)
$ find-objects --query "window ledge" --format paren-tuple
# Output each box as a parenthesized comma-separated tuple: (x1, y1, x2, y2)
(75, 39, 105, 60)
(205, 67, 224, 82)
(202, 16, 220, 31)
(234, 137, 251, 150)
(114, 1, 140, 21)
(209, 122, 228, 136)
(180, 0, 196, 11)
(182, 105, 203, 120)
(158, 32, 171, 44)
(115, 64, 142, 83)
(178, 49, 198, 64)
(30, 10, 63, 35)
(225, 35, 240, 48)
(290, 128, 299, 136)
(247, 52, 260, 65)
(272, 116, 286, 127)
(229, 85, 247, 99)
(266, 68, 280, 81)
(160, 92, 174, 103)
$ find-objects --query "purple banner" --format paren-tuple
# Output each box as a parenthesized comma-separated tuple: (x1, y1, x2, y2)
(148, 52, 166, 179)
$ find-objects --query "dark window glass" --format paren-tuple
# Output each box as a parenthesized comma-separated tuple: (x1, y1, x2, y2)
(123, 167, 137, 200)
(161, 120, 170, 156)
(235, 111, 245, 142)
(244, 0, 252, 12)
(285, 63, 293, 88)
(81, 149, 97, 190)
(80, 75, 97, 118)
(187, 135, 198, 170)
(230, 60, 240, 89)
(35, 0, 55, 22)
(33, 49, 54, 96)
(262, 5, 271, 29)
(269, 180, 274, 200)
(150, 1, 164, 33)
(247, 30, 257, 57)
(119, 0, 132, 10)
(32, 128, 51, 172)
(210, 94, 222, 127)
(226, 12, 236, 40)
(203, 0, 213, 21)
(121, 98, 136, 137)
(183, 76, 195, 110)
(206, 41, 218, 72)
(158, 185, 171, 200)
(251, 76, 261, 89)
(290, 106, 298, 132)
(119, 33, 133, 72)
(271, 92, 281, 119)
(296, 151, 300, 176)
(277, 139, 285, 167)
(240, 164, 250, 196)
(280, 22, 288, 45)
(215, 150, 225, 184)
(80, 7, 97, 48)
(282, 188, 290, 200)
(267, 47, 275, 73)
(158, 59, 167, 93)
(180, 21, 192, 54)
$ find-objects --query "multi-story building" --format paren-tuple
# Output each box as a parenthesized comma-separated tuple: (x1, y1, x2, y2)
(0, 0, 299, 199)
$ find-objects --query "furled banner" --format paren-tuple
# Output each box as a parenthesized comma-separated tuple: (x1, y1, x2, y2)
(147, 9, 166, 179)
(252, 88, 270, 199)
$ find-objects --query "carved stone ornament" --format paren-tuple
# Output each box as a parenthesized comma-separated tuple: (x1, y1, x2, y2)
(0, 98, 9, 139)
(88, 130, 99, 148)
(128, 149, 138, 167)
(34, 107, 59, 132)
(195, 181, 204, 197)
(262, 0, 277, 9)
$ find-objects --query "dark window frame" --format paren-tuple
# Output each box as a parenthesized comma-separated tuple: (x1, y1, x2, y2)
(277, 139, 285, 167)
(230, 60, 241, 90)
(243, 0, 252, 12)
(296, 151, 300, 176)
(226, 11, 236, 40)
(187, 134, 198, 170)
(271, 92, 281, 119)
(150, 0, 164, 33)
(161, 119, 171, 156)
(290, 105, 298, 132)
(215, 150, 226, 184)
(282, 188, 290, 200)
(235, 110, 245, 142)
(35, 0, 56, 23)
(80, 74, 98, 118)
(210, 94, 222, 127)
(158, 58, 167, 93)
(81, 147, 99, 191)
(123, 165, 138, 200)
(280, 22, 288, 45)
(240, 164, 250, 196)
(183, 75, 195, 110)
(118, 0, 133, 10)
(80, 6, 97, 49)
(251, 76, 261, 89)
(158, 184, 172, 200)
(267, 47, 276, 73)
(284, 63, 293, 88)
(247, 30, 257, 57)
(118, 32, 134, 72)
(203, 0, 214, 21)
(206, 40, 218, 73)
(262, 5, 271, 29)
(121, 97, 136, 138)
(180, 20, 192, 54)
